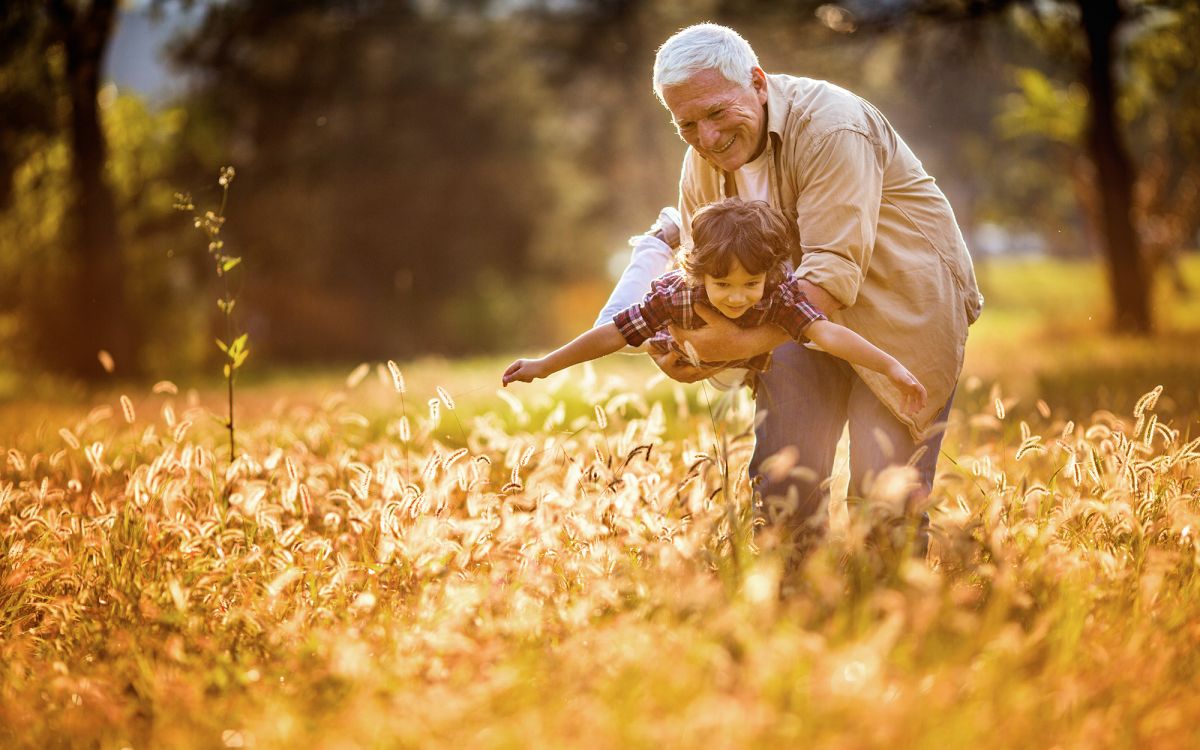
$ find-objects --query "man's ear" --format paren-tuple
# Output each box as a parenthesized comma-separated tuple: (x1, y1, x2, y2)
(751, 67, 768, 103)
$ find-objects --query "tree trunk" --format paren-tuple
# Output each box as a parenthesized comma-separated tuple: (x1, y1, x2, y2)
(1077, 0, 1151, 334)
(45, 0, 137, 377)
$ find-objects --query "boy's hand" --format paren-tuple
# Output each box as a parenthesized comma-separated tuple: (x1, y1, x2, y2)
(888, 363, 928, 416)
(503, 358, 548, 386)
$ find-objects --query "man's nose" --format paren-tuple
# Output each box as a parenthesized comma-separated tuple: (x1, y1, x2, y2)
(697, 120, 722, 149)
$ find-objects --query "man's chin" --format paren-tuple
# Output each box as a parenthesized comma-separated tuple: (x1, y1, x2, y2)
(709, 153, 744, 172)
(702, 145, 745, 172)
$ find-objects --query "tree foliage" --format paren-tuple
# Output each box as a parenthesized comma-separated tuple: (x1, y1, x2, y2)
(166, 0, 589, 359)
(3, 0, 1198, 376)
(0, 89, 206, 372)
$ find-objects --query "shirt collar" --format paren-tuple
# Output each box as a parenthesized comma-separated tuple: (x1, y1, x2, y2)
(763, 73, 789, 148)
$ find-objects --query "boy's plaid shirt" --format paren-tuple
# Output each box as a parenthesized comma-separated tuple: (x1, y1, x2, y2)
(612, 269, 827, 372)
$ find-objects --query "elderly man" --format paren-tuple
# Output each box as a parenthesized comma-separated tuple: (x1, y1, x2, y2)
(596, 23, 982, 549)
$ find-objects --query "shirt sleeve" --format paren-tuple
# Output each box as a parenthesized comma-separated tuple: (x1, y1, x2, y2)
(592, 232, 675, 331)
(792, 129, 883, 309)
(611, 276, 681, 347)
(766, 279, 828, 342)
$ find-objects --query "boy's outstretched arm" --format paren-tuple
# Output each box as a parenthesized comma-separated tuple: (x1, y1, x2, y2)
(803, 320, 928, 415)
(503, 322, 627, 386)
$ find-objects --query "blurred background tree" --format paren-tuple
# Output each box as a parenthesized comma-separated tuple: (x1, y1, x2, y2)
(0, 0, 143, 378)
(166, 0, 581, 361)
(831, 0, 1200, 333)
(0, 0, 1196, 381)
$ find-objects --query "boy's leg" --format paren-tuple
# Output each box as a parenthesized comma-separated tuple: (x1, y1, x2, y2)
(749, 341, 853, 542)
(845, 378, 956, 555)
(593, 207, 680, 330)
(647, 206, 681, 248)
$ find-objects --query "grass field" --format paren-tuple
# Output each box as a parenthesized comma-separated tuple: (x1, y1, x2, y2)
(2, 257, 1199, 748)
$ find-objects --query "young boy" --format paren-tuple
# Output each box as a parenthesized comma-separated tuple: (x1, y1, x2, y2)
(503, 199, 927, 416)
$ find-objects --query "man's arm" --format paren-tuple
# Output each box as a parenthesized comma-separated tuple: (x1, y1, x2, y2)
(666, 282, 844, 364)
(653, 302, 789, 383)
(791, 129, 884, 309)
(503, 323, 627, 386)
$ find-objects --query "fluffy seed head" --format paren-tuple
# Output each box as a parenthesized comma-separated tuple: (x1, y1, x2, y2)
(387, 361, 406, 393)
(346, 363, 370, 389)
(120, 395, 136, 424)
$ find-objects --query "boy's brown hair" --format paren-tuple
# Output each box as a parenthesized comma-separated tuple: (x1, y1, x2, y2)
(679, 198, 794, 288)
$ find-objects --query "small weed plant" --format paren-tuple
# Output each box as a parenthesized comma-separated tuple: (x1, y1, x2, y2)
(175, 166, 248, 466)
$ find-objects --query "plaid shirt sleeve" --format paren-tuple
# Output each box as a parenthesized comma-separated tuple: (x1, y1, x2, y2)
(612, 271, 691, 347)
(766, 277, 828, 342)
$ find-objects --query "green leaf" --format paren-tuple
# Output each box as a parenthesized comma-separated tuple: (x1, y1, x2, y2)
(230, 333, 249, 354)
(215, 338, 228, 353)
(222, 257, 242, 272)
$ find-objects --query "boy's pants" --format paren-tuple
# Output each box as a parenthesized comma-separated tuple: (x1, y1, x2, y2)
(749, 340, 955, 551)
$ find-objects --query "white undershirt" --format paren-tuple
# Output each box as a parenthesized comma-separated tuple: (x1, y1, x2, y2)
(733, 146, 771, 203)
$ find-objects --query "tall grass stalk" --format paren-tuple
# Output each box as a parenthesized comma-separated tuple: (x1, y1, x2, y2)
(176, 166, 248, 469)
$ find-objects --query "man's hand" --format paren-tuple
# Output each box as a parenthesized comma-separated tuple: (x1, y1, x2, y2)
(649, 348, 725, 383)
(669, 303, 788, 362)
(502, 358, 549, 386)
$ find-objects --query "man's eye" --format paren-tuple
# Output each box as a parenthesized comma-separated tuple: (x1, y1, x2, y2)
(710, 109, 726, 119)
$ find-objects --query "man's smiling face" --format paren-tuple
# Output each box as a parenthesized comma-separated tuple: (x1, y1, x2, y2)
(663, 67, 769, 173)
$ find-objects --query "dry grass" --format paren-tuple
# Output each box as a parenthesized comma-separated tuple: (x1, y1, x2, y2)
(1, 355, 1199, 749)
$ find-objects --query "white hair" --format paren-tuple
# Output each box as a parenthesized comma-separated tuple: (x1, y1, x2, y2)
(652, 23, 761, 103)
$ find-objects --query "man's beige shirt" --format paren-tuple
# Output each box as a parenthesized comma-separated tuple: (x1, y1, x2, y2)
(679, 74, 983, 439)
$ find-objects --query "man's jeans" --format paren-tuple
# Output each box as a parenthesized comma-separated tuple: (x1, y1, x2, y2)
(749, 340, 954, 549)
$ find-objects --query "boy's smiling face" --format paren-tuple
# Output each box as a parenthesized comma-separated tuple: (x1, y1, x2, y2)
(703, 259, 766, 318)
